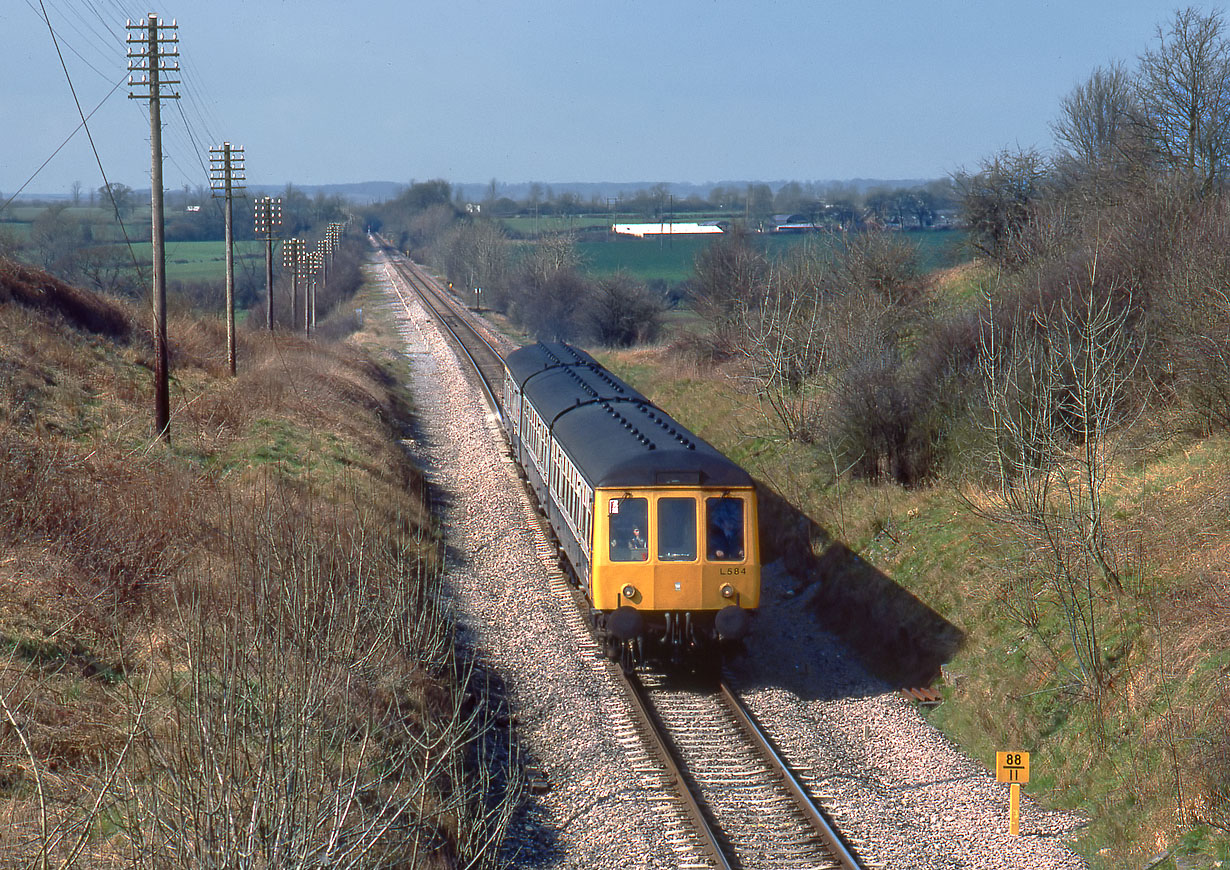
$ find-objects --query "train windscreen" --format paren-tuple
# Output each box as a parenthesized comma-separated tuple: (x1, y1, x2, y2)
(657, 497, 697, 562)
(609, 497, 649, 561)
(706, 497, 745, 561)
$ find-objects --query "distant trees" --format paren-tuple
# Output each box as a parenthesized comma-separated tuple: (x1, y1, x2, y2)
(440, 219, 510, 310)
(98, 182, 135, 221)
(30, 203, 87, 270)
(1137, 6, 1230, 192)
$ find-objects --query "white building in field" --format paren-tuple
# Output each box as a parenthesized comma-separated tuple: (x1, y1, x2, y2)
(611, 222, 724, 238)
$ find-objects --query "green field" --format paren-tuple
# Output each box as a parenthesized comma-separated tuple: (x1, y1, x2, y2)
(500, 215, 612, 235)
(0, 205, 261, 283)
(161, 240, 266, 282)
(576, 229, 968, 284)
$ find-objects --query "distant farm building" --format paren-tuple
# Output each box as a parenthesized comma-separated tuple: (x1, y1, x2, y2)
(771, 213, 819, 233)
(612, 222, 725, 238)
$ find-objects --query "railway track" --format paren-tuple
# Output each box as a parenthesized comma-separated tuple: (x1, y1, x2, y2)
(373, 238, 870, 869)
(372, 234, 507, 418)
(628, 670, 867, 869)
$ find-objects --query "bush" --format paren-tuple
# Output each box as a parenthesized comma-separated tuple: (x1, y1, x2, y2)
(586, 271, 664, 347)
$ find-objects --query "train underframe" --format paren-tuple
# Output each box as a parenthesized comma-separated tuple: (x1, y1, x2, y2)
(592, 604, 753, 671)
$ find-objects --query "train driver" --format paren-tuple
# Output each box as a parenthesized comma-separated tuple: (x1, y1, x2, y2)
(628, 526, 648, 559)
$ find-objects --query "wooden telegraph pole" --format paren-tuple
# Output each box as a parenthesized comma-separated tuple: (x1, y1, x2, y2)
(254, 197, 282, 330)
(126, 14, 179, 440)
(210, 142, 245, 375)
(306, 249, 321, 335)
(282, 237, 303, 329)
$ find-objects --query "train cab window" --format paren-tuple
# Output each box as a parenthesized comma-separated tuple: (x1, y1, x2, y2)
(608, 497, 649, 561)
(706, 497, 745, 561)
(657, 497, 697, 562)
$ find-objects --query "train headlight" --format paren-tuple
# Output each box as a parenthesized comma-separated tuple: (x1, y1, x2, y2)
(622, 585, 637, 600)
(720, 584, 736, 599)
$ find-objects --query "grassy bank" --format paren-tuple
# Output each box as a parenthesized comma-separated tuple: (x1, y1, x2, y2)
(593, 281, 1230, 867)
(0, 255, 517, 866)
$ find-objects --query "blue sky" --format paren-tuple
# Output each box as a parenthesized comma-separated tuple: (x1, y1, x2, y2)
(0, 0, 1191, 196)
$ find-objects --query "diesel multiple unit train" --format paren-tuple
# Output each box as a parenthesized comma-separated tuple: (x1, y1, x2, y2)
(502, 342, 760, 665)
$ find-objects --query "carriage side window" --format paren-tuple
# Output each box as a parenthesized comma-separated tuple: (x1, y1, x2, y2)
(706, 497, 745, 561)
(608, 497, 648, 561)
(658, 497, 697, 562)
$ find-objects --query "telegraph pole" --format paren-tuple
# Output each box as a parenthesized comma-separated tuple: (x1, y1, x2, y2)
(282, 237, 303, 328)
(254, 197, 282, 330)
(306, 249, 322, 334)
(210, 143, 245, 374)
(127, 14, 179, 440)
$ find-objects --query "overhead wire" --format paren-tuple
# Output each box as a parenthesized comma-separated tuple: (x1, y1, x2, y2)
(0, 76, 126, 218)
(14, 0, 261, 288)
(31, 0, 151, 286)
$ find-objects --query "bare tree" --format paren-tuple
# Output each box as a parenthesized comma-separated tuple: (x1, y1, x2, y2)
(72, 245, 138, 298)
(1053, 62, 1143, 179)
(692, 227, 770, 356)
(523, 232, 578, 288)
(738, 250, 832, 440)
(586, 271, 664, 347)
(975, 260, 1143, 703)
(1137, 6, 1230, 192)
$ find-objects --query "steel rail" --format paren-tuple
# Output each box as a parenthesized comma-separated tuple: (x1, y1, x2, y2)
(718, 681, 867, 870)
(622, 673, 736, 870)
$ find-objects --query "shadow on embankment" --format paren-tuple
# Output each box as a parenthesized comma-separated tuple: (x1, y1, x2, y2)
(757, 485, 965, 689)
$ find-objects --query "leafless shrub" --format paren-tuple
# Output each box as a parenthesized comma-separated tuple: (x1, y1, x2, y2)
(106, 486, 518, 868)
(955, 147, 1050, 269)
(691, 227, 770, 358)
(586, 272, 664, 348)
(737, 250, 830, 440)
(974, 260, 1143, 703)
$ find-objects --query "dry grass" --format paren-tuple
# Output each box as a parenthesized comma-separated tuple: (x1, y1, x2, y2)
(0, 255, 518, 867)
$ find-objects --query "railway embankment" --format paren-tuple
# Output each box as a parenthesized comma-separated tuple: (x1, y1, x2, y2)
(0, 253, 517, 866)
(595, 330, 1230, 867)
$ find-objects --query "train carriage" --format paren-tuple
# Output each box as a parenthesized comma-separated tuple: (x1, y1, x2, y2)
(503, 342, 759, 664)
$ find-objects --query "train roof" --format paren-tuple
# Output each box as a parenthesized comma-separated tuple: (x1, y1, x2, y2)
(504, 342, 753, 489)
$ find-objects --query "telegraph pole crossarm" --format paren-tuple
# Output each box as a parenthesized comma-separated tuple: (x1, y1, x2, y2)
(282, 237, 303, 329)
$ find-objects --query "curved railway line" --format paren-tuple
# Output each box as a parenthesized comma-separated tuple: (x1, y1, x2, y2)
(372, 237, 871, 870)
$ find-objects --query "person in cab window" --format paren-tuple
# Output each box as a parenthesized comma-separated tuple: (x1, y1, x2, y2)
(628, 526, 648, 559)
(707, 499, 744, 560)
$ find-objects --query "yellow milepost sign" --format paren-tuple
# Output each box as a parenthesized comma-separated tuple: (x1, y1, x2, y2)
(996, 751, 1030, 836)
(995, 751, 1030, 783)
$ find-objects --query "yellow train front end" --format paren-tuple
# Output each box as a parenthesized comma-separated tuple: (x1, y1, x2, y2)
(592, 485, 760, 654)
